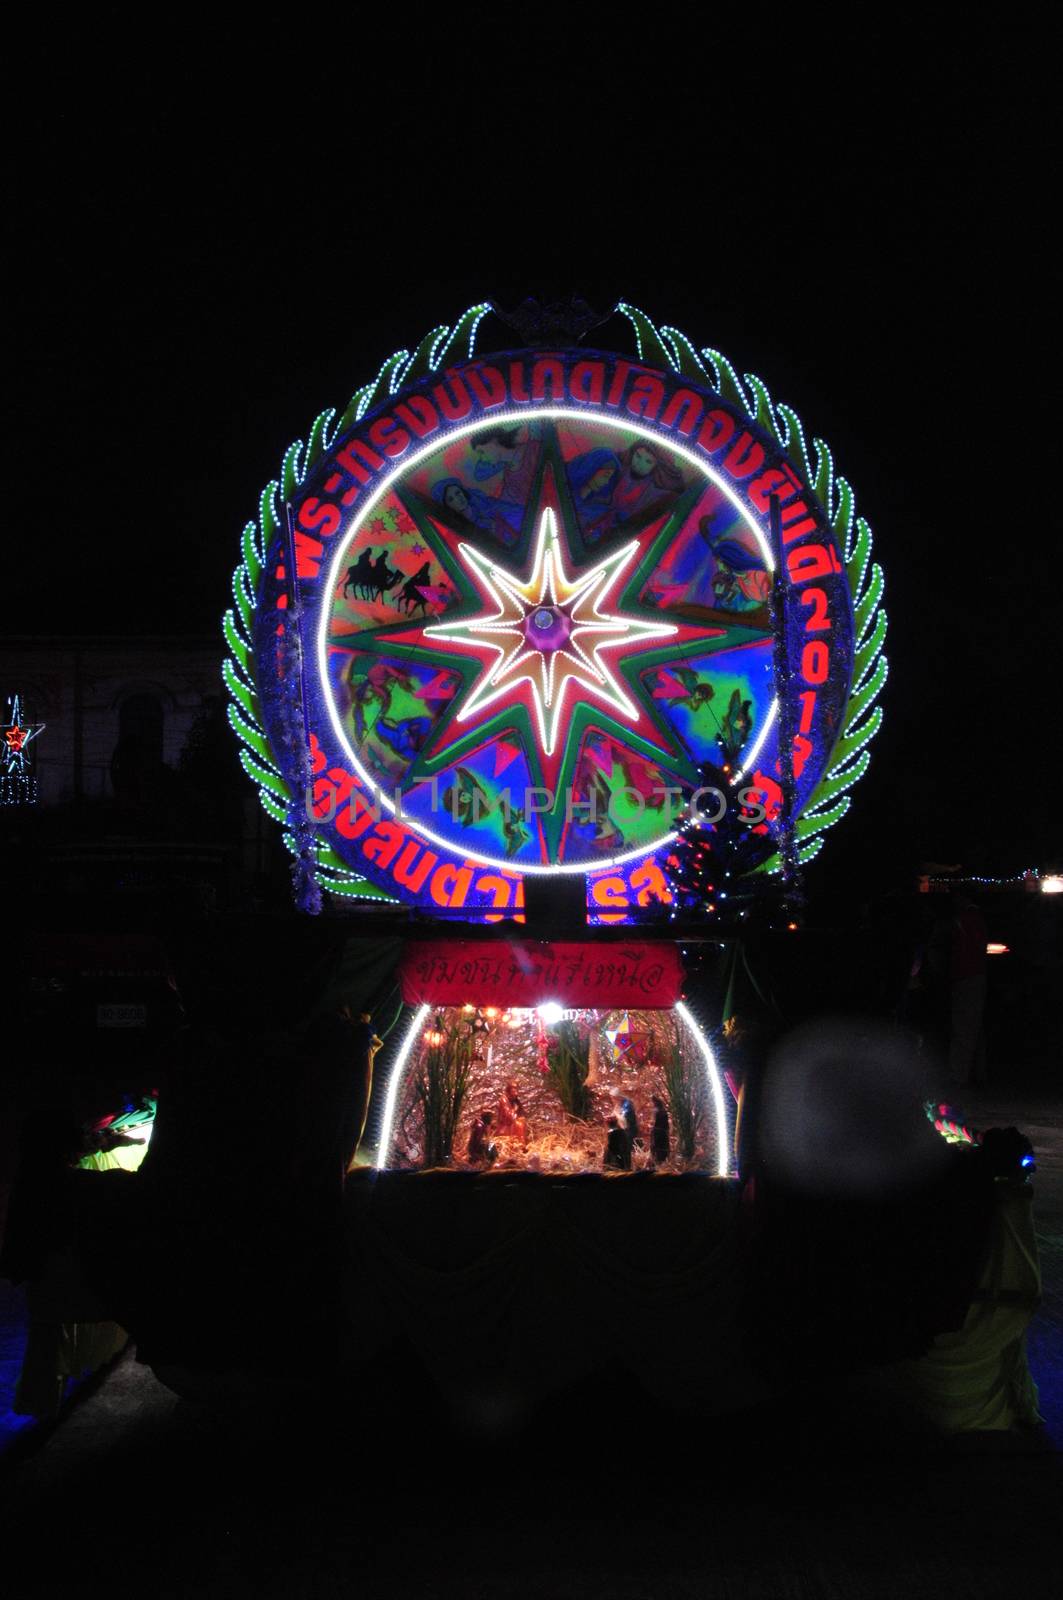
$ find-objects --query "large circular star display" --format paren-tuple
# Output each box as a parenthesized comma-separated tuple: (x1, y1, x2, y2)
(323, 414, 778, 873)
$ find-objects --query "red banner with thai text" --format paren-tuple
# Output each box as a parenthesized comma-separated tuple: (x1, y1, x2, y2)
(399, 940, 683, 1009)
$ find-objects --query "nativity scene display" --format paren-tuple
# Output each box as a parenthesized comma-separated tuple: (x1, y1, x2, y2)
(384, 1006, 716, 1174)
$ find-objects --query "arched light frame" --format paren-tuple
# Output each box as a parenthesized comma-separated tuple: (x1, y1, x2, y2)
(373, 1001, 732, 1178)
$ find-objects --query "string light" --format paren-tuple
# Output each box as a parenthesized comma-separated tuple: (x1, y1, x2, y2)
(374, 1004, 430, 1166)
(923, 869, 1047, 892)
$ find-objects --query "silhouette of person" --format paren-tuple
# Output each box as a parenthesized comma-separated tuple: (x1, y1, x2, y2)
(610, 1089, 640, 1158)
(344, 549, 375, 597)
(467, 1110, 497, 1165)
(370, 551, 397, 597)
(496, 1080, 528, 1147)
(651, 1096, 670, 1165)
(604, 1115, 631, 1171)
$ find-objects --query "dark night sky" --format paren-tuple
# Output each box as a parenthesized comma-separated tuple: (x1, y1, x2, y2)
(5, 20, 1056, 891)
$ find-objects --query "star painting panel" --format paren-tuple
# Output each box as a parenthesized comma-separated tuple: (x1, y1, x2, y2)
(324, 416, 777, 870)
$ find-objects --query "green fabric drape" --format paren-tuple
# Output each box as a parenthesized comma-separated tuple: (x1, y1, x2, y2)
(878, 1186, 1042, 1431)
(341, 1174, 765, 1420)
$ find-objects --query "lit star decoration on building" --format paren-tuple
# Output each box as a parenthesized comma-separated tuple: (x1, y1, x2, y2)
(424, 500, 677, 757)
(2, 695, 44, 773)
(1, 694, 45, 804)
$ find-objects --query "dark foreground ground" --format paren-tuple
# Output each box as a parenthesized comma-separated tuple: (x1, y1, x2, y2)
(1, 1083, 1061, 1600)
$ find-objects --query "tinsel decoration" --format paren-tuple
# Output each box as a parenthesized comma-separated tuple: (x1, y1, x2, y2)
(279, 503, 322, 914)
(663, 492, 809, 927)
(768, 491, 804, 926)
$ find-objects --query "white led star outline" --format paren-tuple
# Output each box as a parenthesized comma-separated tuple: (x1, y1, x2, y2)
(1, 694, 45, 774)
(423, 505, 677, 756)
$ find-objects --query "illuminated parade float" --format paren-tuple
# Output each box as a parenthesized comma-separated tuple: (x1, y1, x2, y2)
(143, 297, 885, 1423)
(224, 299, 885, 1193)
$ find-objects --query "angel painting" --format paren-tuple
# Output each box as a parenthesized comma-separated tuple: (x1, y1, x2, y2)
(716, 689, 753, 764)
(444, 766, 491, 828)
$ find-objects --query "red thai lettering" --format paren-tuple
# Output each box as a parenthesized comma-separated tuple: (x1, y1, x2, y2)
(335, 788, 377, 840)
(392, 841, 438, 894)
(361, 820, 405, 868)
(313, 762, 358, 820)
(747, 467, 792, 513)
(432, 370, 473, 422)
(696, 409, 736, 455)
(660, 389, 704, 436)
(531, 358, 565, 402)
(780, 499, 820, 543)
(394, 396, 440, 438)
(590, 875, 628, 924)
(297, 497, 341, 538)
(781, 517, 819, 544)
(336, 437, 386, 486)
(466, 365, 507, 409)
(629, 858, 671, 906)
(428, 862, 475, 908)
(569, 360, 605, 405)
(722, 431, 765, 480)
(508, 361, 531, 403)
(606, 361, 632, 408)
(475, 871, 516, 923)
(786, 544, 840, 585)
(294, 532, 323, 578)
(626, 372, 665, 422)
(368, 415, 411, 458)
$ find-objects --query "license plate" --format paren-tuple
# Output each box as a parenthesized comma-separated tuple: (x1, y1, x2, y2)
(96, 1004, 147, 1028)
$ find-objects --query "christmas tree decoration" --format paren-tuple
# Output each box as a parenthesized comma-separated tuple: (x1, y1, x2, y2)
(663, 756, 779, 925)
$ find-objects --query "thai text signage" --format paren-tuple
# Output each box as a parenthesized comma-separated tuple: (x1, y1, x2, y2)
(399, 939, 684, 1008)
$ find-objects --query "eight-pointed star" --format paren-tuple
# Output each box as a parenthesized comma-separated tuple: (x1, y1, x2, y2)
(423, 501, 677, 757)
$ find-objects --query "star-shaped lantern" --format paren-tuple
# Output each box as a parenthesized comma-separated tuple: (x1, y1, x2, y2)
(424, 498, 677, 758)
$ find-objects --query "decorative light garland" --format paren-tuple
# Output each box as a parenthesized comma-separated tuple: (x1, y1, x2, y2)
(923, 869, 1042, 891)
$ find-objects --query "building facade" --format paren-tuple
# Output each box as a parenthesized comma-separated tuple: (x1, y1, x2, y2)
(1, 636, 220, 807)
